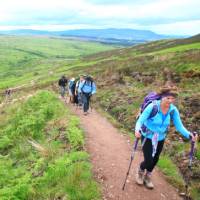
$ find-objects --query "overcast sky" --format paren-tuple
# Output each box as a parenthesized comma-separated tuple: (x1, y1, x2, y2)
(0, 0, 200, 35)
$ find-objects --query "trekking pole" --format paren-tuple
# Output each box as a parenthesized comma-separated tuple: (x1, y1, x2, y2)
(90, 96, 93, 112)
(122, 137, 139, 190)
(184, 132, 198, 200)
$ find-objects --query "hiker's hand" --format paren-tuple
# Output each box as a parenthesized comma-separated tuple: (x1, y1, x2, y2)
(135, 131, 141, 138)
(190, 132, 198, 142)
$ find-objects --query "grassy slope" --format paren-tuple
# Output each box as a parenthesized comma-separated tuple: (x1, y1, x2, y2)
(0, 35, 113, 198)
(0, 35, 117, 90)
(0, 91, 100, 200)
(74, 36, 200, 199)
(1, 35, 199, 199)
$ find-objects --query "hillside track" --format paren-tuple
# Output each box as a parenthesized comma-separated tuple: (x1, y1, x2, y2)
(68, 104, 183, 200)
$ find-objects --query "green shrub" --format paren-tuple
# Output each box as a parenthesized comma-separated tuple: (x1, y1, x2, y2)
(32, 153, 100, 200)
(0, 135, 11, 151)
(158, 154, 184, 189)
(67, 117, 84, 150)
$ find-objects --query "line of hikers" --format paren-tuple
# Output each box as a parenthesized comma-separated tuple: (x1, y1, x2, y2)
(58, 74, 96, 115)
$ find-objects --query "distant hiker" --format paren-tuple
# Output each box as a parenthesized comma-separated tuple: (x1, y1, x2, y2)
(5, 88, 11, 102)
(134, 84, 198, 189)
(73, 77, 79, 105)
(79, 75, 96, 115)
(75, 75, 85, 107)
(5, 89, 11, 96)
(58, 75, 68, 98)
(68, 77, 76, 103)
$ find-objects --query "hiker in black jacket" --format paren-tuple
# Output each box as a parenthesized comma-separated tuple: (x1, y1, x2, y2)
(5, 88, 11, 102)
(58, 75, 68, 98)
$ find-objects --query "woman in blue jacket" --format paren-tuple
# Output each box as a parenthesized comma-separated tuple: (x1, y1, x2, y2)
(135, 85, 197, 189)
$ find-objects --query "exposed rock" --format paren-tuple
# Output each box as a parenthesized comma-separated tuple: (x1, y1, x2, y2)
(141, 76, 155, 85)
(130, 71, 141, 78)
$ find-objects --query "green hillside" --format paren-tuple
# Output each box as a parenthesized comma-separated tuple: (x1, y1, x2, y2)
(72, 36, 200, 199)
(0, 35, 117, 89)
(0, 35, 200, 199)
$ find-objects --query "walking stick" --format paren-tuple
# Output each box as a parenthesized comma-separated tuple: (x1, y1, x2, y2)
(90, 95, 93, 112)
(184, 132, 198, 200)
(122, 138, 139, 190)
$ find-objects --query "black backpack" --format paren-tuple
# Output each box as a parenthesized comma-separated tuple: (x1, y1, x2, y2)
(85, 75, 93, 83)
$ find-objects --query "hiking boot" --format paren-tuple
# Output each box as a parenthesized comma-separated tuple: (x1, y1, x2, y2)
(135, 168, 144, 185)
(83, 112, 88, 116)
(143, 173, 154, 189)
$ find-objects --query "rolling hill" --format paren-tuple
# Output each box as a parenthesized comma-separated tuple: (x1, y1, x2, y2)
(0, 35, 117, 90)
(0, 28, 187, 46)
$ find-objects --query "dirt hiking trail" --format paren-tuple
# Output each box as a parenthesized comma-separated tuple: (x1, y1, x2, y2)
(69, 105, 183, 200)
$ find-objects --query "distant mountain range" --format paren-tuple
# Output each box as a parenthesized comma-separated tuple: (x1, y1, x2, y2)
(0, 28, 188, 46)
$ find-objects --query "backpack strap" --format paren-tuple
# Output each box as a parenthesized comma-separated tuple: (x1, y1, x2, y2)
(149, 101, 175, 120)
(169, 109, 174, 122)
(81, 81, 86, 93)
(148, 101, 159, 119)
(136, 100, 158, 120)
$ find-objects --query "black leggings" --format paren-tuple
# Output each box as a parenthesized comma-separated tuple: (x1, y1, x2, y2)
(140, 136, 165, 172)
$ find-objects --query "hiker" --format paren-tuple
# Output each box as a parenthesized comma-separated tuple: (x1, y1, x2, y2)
(58, 75, 68, 98)
(5, 89, 11, 96)
(68, 77, 76, 103)
(79, 75, 96, 115)
(5, 88, 11, 102)
(134, 85, 198, 189)
(75, 75, 85, 107)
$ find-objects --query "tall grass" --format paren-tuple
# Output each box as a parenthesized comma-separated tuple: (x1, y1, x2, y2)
(0, 91, 100, 200)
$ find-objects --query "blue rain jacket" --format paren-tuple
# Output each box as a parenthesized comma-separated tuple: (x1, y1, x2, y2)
(135, 100, 190, 141)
